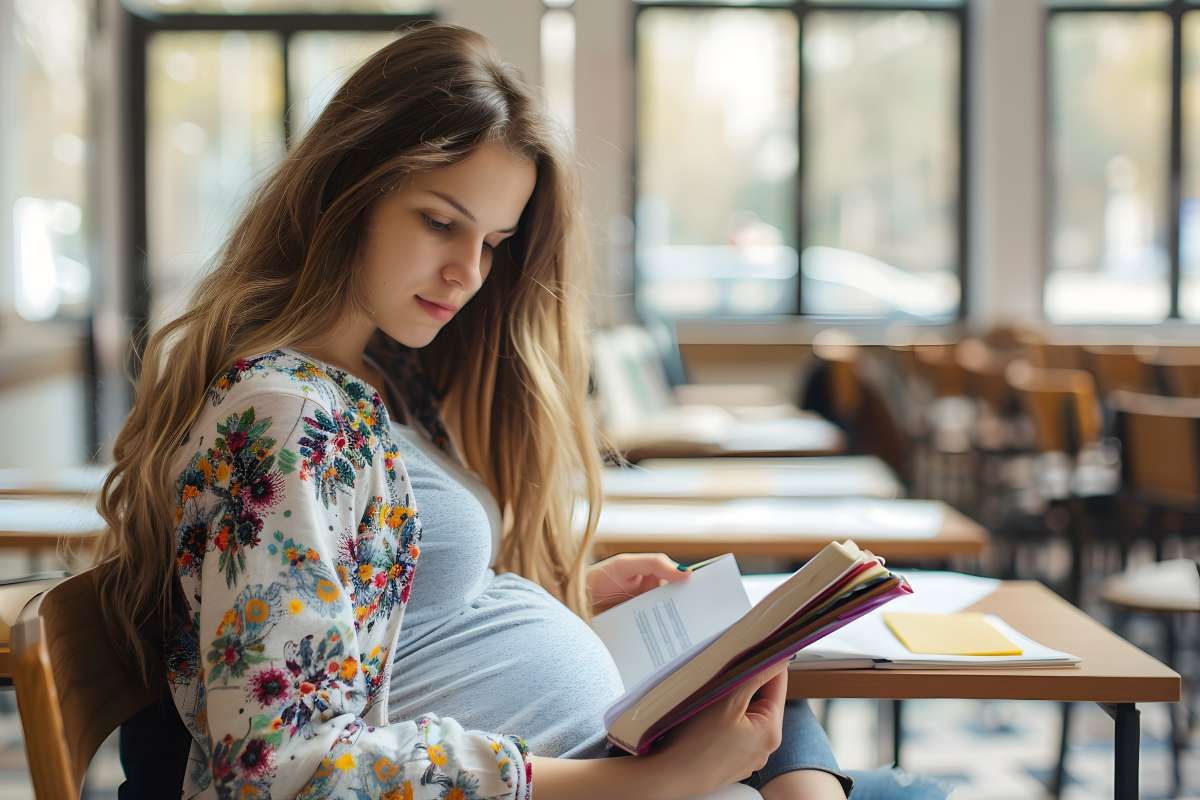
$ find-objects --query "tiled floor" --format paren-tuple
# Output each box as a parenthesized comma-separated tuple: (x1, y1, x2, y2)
(0, 696, 1193, 798)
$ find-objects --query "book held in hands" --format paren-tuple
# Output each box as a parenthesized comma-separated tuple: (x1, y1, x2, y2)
(591, 539, 910, 756)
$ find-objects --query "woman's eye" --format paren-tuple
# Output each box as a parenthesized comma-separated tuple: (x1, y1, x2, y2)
(422, 214, 452, 233)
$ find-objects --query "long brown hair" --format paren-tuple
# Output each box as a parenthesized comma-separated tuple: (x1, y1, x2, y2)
(95, 21, 603, 673)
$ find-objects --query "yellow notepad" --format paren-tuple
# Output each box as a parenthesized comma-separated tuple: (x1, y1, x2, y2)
(883, 612, 1023, 656)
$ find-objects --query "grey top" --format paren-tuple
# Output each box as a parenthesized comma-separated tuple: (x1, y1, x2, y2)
(387, 422, 625, 758)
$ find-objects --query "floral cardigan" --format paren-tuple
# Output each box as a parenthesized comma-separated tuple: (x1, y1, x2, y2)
(164, 349, 532, 800)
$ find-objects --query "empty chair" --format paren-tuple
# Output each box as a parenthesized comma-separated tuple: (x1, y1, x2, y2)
(1139, 346, 1200, 398)
(803, 332, 911, 485)
(593, 325, 842, 461)
(1104, 387, 1200, 796)
(1082, 344, 1156, 397)
(1006, 360, 1102, 462)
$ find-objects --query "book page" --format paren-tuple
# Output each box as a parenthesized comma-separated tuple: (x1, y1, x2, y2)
(591, 553, 751, 689)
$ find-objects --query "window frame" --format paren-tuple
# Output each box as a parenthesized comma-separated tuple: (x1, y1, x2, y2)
(1044, 0, 1187, 320)
(630, 0, 971, 321)
(119, 5, 435, 375)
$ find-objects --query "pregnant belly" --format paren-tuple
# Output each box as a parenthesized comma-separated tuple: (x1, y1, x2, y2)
(388, 572, 626, 758)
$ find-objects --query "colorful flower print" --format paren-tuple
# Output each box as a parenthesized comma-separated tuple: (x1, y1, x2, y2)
(174, 405, 288, 587)
(206, 583, 282, 685)
(209, 732, 275, 800)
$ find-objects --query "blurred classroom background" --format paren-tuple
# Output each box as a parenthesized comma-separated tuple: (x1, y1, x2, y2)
(2, 0, 1199, 797)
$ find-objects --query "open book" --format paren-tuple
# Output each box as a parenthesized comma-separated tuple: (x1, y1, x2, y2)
(591, 540, 910, 756)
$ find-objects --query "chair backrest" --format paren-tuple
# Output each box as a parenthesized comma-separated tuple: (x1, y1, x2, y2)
(591, 325, 677, 432)
(12, 566, 160, 799)
(912, 343, 968, 398)
(1139, 347, 1200, 398)
(810, 330, 863, 419)
(1006, 360, 1101, 456)
(1110, 390, 1200, 507)
(956, 338, 1016, 415)
(1082, 345, 1155, 396)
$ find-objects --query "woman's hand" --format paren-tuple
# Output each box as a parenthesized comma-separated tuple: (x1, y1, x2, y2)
(648, 661, 790, 799)
(586, 552, 690, 613)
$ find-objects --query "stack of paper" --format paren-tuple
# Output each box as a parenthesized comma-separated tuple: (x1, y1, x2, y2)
(740, 571, 1081, 670)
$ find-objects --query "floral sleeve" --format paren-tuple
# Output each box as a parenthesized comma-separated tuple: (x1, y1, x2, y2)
(178, 390, 532, 800)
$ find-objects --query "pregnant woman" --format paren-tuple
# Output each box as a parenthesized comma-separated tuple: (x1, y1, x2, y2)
(97, 22, 946, 800)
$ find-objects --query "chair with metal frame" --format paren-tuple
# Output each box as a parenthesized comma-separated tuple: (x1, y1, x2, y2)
(1103, 390, 1200, 797)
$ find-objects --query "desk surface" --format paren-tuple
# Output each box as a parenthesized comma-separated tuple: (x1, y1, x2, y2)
(0, 497, 105, 549)
(786, 581, 1181, 704)
(591, 498, 986, 561)
(615, 414, 845, 462)
(0, 465, 108, 497)
(604, 457, 902, 501)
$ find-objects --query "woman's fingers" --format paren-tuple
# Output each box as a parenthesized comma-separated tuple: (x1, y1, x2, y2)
(623, 552, 690, 583)
(729, 660, 788, 712)
(652, 552, 692, 582)
(746, 664, 789, 721)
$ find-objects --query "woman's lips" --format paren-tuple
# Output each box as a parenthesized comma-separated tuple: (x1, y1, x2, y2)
(416, 295, 457, 322)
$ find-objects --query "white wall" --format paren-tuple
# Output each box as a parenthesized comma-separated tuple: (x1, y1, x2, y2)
(0, 375, 88, 467)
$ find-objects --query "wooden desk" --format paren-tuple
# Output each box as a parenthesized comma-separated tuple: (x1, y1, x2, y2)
(0, 465, 108, 498)
(604, 457, 902, 502)
(591, 498, 986, 562)
(787, 581, 1180, 799)
(0, 497, 105, 550)
(613, 414, 845, 462)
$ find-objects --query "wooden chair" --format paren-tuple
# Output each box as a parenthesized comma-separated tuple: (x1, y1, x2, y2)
(1102, 391, 1200, 795)
(1139, 347, 1200, 398)
(1005, 360, 1102, 461)
(1082, 345, 1156, 398)
(955, 339, 1032, 524)
(11, 566, 160, 799)
(804, 334, 911, 486)
(1015, 331, 1084, 371)
(1005, 360, 1119, 605)
(1110, 390, 1200, 511)
(1006, 362, 1121, 799)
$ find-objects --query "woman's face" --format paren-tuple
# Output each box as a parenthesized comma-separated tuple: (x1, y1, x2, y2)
(358, 141, 537, 348)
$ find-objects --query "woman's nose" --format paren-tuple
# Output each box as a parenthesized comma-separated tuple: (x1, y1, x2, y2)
(442, 241, 486, 292)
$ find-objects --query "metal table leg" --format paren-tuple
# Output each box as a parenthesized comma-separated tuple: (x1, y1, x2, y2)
(1101, 702, 1140, 800)
(892, 699, 904, 767)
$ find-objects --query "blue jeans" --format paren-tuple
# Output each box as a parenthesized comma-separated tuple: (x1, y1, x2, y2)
(741, 700, 949, 800)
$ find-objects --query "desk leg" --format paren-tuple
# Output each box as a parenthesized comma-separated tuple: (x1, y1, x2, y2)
(891, 699, 903, 767)
(1102, 702, 1139, 800)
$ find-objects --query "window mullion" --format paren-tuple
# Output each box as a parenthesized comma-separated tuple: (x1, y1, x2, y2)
(1169, 1, 1184, 318)
(796, 0, 806, 315)
(281, 31, 293, 150)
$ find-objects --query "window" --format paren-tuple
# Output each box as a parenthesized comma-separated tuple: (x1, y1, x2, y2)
(633, 0, 966, 321)
(124, 3, 433, 330)
(4, 0, 90, 322)
(1046, 0, 1200, 322)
